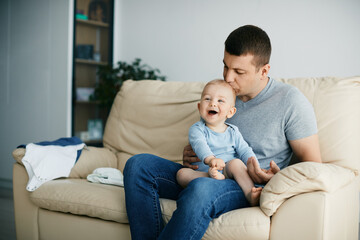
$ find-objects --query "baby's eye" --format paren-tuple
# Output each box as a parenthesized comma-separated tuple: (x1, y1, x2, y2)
(204, 97, 211, 101)
(218, 99, 225, 103)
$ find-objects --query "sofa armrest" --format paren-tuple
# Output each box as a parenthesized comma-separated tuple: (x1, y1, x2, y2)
(260, 162, 357, 217)
(12, 148, 26, 165)
(12, 146, 118, 179)
(269, 178, 359, 240)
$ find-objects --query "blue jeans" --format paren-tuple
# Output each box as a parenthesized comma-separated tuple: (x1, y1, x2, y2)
(123, 153, 250, 240)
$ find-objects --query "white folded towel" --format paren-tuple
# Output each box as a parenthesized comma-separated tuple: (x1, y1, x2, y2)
(22, 142, 85, 191)
(87, 167, 124, 187)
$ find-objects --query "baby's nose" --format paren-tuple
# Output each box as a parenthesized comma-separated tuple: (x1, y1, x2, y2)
(210, 101, 217, 106)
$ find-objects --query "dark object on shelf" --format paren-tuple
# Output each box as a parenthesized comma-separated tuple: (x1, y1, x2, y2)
(76, 45, 94, 59)
(90, 58, 167, 111)
(88, 0, 107, 22)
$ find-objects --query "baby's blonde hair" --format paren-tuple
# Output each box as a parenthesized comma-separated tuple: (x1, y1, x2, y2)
(202, 79, 236, 105)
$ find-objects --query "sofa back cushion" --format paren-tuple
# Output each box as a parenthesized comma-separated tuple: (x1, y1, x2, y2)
(104, 77, 360, 172)
(103, 80, 206, 169)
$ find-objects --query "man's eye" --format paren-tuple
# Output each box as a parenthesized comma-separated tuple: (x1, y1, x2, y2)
(236, 71, 244, 75)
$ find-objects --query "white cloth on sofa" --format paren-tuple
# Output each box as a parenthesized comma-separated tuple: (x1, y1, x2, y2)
(87, 167, 124, 187)
(22, 138, 85, 192)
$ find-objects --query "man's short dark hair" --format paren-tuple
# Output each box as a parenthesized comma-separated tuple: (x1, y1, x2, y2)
(225, 25, 271, 70)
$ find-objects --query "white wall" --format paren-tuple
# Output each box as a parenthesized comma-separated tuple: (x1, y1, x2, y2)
(114, 0, 360, 82)
(0, 0, 73, 187)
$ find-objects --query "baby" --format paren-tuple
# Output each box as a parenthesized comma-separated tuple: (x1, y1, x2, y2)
(176, 79, 262, 206)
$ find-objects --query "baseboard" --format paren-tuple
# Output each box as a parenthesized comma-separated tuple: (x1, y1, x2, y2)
(0, 178, 13, 189)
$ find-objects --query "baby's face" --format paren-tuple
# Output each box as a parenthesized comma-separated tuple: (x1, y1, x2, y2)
(198, 84, 236, 127)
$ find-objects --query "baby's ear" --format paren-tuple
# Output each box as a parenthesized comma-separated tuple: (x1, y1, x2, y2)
(198, 102, 201, 111)
(227, 106, 237, 119)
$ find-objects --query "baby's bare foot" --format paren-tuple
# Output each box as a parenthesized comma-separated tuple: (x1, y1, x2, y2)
(209, 168, 225, 180)
(249, 187, 262, 206)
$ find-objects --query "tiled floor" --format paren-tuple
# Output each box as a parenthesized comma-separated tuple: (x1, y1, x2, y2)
(0, 187, 16, 240)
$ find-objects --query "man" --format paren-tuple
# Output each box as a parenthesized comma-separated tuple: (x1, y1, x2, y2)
(124, 25, 322, 240)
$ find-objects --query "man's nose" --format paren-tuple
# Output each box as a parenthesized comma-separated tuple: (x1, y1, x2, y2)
(224, 70, 234, 83)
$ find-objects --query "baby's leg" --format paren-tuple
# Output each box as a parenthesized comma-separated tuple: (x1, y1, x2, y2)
(176, 168, 209, 188)
(225, 159, 262, 206)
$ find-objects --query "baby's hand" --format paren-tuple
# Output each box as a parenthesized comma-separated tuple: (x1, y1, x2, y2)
(209, 167, 225, 180)
(209, 158, 225, 171)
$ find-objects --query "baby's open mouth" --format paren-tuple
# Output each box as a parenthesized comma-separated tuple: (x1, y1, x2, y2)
(208, 110, 218, 115)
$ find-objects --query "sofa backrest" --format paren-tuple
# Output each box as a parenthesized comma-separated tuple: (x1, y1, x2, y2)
(103, 77, 360, 172)
(103, 80, 206, 171)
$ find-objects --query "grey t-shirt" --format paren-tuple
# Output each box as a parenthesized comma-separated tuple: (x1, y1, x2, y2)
(226, 77, 317, 170)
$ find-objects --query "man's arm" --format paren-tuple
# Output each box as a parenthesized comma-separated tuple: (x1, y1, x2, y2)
(247, 134, 322, 184)
(288, 134, 322, 163)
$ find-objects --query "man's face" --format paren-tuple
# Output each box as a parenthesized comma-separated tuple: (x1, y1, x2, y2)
(223, 51, 269, 102)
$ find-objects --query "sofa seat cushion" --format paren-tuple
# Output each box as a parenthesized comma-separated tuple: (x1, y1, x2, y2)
(160, 198, 270, 240)
(29, 179, 128, 223)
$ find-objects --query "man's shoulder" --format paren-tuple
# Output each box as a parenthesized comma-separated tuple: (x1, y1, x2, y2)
(271, 78, 307, 103)
(271, 78, 297, 93)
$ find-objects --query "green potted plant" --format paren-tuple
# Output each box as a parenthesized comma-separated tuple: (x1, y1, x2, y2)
(90, 58, 166, 111)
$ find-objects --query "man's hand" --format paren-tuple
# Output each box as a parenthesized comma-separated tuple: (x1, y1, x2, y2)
(247, 157, 280, 184)
(182, 144, 201, 170)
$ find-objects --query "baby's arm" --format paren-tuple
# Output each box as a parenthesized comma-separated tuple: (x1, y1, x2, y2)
(188, 122, 214, 164)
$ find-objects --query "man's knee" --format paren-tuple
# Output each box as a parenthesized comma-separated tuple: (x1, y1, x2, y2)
(127, 153, 154, 166)
(124, 153, 154, 177)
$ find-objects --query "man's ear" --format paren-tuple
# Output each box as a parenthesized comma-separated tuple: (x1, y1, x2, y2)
(261, 64, 271, 80)
(227, 106, 237, 119)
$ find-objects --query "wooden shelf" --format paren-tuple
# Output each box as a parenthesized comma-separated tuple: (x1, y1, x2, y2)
(75, 58, 108, 66)
(76, 19, 109, 28)
(72, 0, 113, 140)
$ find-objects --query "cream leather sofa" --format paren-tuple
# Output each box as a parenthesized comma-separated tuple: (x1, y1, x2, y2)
(13, 77, 360, 240)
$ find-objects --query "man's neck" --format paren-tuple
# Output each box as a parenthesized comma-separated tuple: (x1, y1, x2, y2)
(239, 77, 270, 102)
